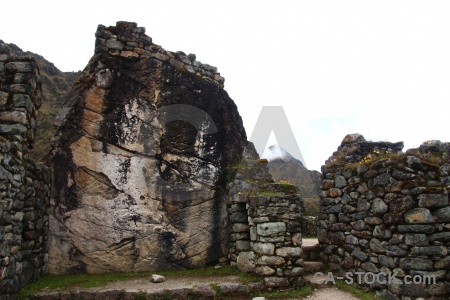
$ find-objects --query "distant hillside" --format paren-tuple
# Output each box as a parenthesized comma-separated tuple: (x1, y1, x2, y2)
(0, 40, 80, 160)
(264, 145, 321, 216)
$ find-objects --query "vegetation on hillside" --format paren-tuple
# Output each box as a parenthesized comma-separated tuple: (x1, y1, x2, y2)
(30, 54, 80, 160)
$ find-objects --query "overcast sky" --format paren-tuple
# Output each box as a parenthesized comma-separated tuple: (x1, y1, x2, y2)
(1, 0, 449, 171)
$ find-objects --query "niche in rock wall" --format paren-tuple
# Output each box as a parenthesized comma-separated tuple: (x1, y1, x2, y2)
(158, 120, 199, 184)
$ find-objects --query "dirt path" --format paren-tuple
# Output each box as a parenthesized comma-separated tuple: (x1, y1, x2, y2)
(89, 275, 242, 293)
(35, 275, 360, 300)
(303, 287, 359, 300)
(276, 288, 360, 300)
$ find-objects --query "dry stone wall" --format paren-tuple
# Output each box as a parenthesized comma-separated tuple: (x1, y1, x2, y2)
(95, 21, 225, 88)
(247, 183, 304, 288)
(0, 43, 50, 296)
(319, 134, 450, 300)
(227, 145, 271, 265)
(227, 145, 305, 288)
(301, 216, 317, 237)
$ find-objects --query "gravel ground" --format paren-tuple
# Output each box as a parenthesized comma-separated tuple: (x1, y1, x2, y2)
(35, 274, 363, 300)
(303, 287, 360, 300)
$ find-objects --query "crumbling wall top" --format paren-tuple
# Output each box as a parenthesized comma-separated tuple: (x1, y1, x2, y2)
(0, 42, 41, 148)
(94, 21, 225, 88)
(323, 133, 404, 171)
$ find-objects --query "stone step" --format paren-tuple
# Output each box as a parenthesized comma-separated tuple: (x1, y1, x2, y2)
(303, 261, 324, 274)
(302, 245, 317, 253)
(33, 283, 253, 300)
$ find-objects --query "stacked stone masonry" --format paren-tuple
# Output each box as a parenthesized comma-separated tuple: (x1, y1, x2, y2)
(95, 21, 225, 88)
(227, 146, 271, 266)
(247, 183, 304, 288)
(227, 146, 305, 288)
(319, 134, 450, 300)
(301, 216, 317, 237)
(0, 43, 51, 296)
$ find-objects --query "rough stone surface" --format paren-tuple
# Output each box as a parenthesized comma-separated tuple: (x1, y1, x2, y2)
(399, 258, 433, 270)
(411, 246, 447, 257)
(257, 256, 285, 266)
(256, 222, 286, 236)
(433, 206, 450, 222)
(217, 283, 249, 295)
(237, 252, 256, 273)
(275, 247, 302, 258)
(405, 208, 435, 224)
(255, 266, 276, 275)
(371, 198, 388, 214)
(253, 243, 275, 255)
(231, 166, 304, 288)
(263, 277, 289, 287)
(404, 233, 428, 246)
(418, 194, 448, 208)
(47, 22, 249, 274)
(193, 285, 217, 298)
(319, 134, 450, 299)
(0, 41, 51, 297)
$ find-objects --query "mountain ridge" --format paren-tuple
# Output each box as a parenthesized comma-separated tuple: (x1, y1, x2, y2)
(265, 144, 321, 216)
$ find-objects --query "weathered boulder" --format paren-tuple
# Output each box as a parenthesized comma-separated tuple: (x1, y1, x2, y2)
(47, 21, 248, 274)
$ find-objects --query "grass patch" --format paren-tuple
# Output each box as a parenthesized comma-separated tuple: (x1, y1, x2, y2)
(17, 265, 251, 299)
(17, 272, 151, 299)
(244, 178, 257, 184)
(253, 284, 312, 299)
(157, 265, 241, 278)
(133, 289, 149, 300)
(238, 272, 261, 285)
(211, 283, 223, 298)
(326, 147, 446, 172)
(335, 280, 382, 300)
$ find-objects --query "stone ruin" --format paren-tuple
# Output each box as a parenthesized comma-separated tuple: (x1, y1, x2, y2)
(0, 21, 449, 300)
(94, 22, 225, 87)
(319, 134, 450, 299)
(45, 20, 306, 290)
(227, 145, 304, 288)
(0, 42, 51, 294)
(0, 21, 308, 297)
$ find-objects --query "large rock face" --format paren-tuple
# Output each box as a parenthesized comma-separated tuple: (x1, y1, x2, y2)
(47, 21, 248, 274)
